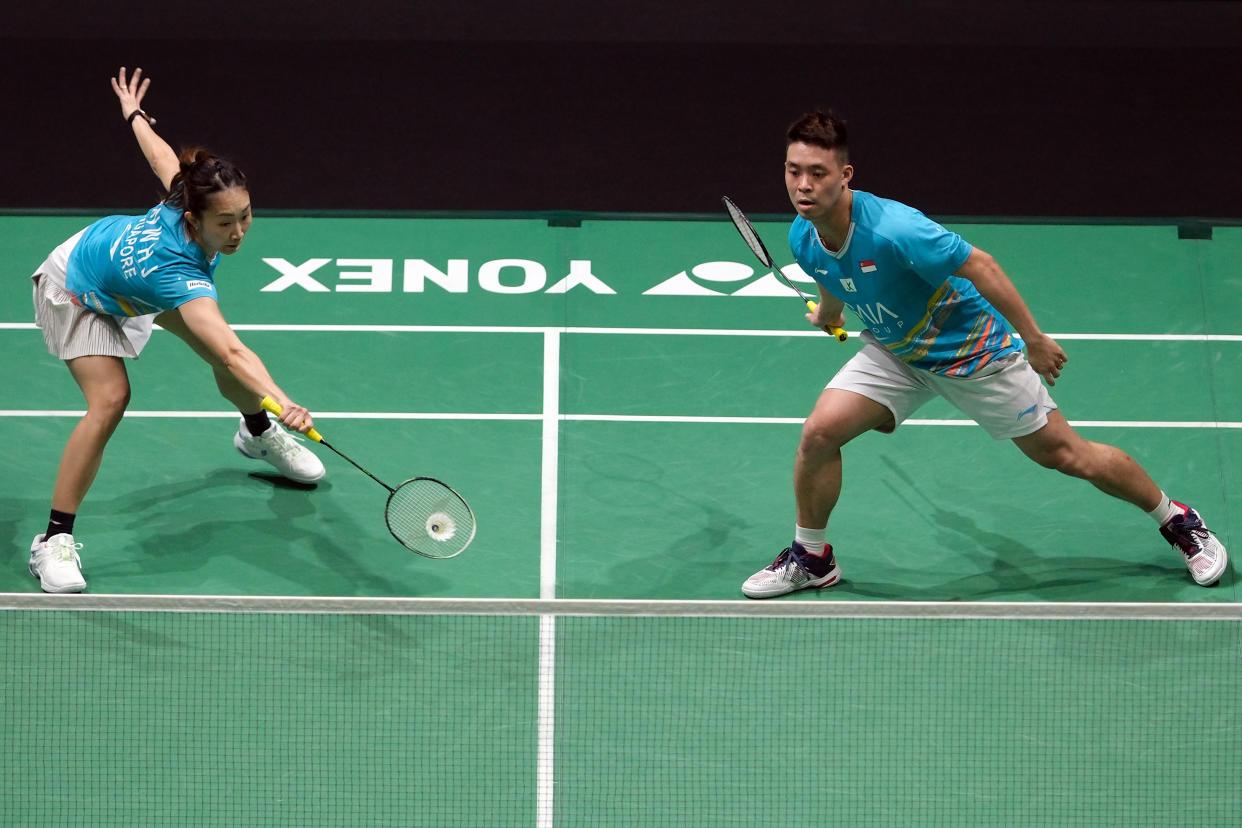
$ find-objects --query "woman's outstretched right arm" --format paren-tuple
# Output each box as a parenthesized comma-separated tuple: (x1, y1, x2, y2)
(111, 67, 180, 192)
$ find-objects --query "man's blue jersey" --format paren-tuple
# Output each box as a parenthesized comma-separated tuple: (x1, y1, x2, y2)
(66, 203, 219, 317)
(789, 191, 1020, 376)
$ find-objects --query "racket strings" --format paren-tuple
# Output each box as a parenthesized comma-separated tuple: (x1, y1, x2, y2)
(724, 201, 767, 260)
(386, 478, 476, 559)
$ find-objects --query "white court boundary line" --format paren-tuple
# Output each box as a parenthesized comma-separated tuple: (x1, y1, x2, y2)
(2, 593, 1239, 619)
(7, 320, 1236, 427)
(537, 332, 558, 828)
(3, 412, 1240, 429)
(536, 613, 555, 828)
(540, 331, 561, 600)
(3, 321, 1242, 341)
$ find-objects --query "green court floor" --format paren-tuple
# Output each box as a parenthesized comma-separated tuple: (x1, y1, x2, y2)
(1, 216, 1238, 602)
(2, 215, 1239, 828)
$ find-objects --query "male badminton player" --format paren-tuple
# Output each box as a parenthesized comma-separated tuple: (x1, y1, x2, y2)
(25, 67, 326, 594)
(742, 110, 1227, 598)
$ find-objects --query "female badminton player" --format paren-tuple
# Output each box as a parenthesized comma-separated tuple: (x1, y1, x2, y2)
(25, 67, 325, 593)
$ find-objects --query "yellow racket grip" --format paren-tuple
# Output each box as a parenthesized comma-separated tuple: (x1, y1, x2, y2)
(805, 300, 849, 342)
(260, 395, 323, 443)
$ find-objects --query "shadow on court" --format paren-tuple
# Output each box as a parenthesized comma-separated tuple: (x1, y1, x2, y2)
(831, 456, 1212, 602)
(3, 465, 457, 597)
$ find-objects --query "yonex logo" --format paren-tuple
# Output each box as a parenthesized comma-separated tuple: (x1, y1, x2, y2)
(261, 258, 616, 295)
(643, 262, 816, 298)
(260, 257, 817, 298)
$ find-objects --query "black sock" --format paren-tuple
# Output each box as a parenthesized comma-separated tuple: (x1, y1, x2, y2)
(243, 411, 271, 437)
(46, 509, 75, 540)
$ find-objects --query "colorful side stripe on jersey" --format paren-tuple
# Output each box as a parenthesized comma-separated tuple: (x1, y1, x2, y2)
(937, 314, 1014, 376)
(883, 282, 957, 365)
(881, 283, 1014, 376)
(112, 295, 138, 317)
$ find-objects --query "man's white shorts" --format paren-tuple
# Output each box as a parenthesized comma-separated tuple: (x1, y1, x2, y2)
(826, 332, 1058, 440)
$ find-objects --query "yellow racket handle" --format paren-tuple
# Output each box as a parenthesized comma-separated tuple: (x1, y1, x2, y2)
(805, 300, 849, 342)
(260, 395, 323, 443)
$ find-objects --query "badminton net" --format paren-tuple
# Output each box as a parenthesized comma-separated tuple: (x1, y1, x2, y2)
(1, 595, 1238, 827)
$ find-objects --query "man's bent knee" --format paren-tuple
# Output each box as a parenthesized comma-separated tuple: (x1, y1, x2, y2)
(799, 417, 854, 458)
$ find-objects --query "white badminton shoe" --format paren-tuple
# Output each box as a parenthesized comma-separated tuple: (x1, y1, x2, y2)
(1160, 505, 1228, 586)
(742, 542, 842, 599)
(234, 419, 326, 484)
(29, 533, 86, 594)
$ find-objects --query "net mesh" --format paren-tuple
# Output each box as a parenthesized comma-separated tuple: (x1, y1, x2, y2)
(385, 478, 475, 558)
(2, 597, 1238, 827)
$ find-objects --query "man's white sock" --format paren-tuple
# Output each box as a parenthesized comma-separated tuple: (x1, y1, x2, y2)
(1147, 493, 1187, 526)
(795, 525, 828, 556)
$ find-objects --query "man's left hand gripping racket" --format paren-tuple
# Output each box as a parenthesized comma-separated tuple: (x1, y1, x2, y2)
(722, 196, 848, 342)
(261, 396, 476, 559)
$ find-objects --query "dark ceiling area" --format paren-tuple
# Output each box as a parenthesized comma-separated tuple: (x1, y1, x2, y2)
(6, 1, 1239, 218)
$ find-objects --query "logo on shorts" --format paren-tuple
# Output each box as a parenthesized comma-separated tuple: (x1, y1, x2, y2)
(1016, 403, 1039, 420)
(185, 280, 213, 292)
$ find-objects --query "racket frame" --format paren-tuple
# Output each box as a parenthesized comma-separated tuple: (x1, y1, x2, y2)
(385, 476, 477, 559)
(259, 396, 476, 558)
(722, 196, 849, 342)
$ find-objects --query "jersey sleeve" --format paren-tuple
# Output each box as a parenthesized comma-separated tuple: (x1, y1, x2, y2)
(893, 212, 972, 284)
(154, 267, 219, 309)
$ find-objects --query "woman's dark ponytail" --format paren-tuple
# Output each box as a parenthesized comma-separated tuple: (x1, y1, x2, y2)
(165, 147, 248, 216)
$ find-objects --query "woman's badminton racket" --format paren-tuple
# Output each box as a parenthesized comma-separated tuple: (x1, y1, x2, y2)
(260, 396, 475, 558)
(721, 195, 849, 342)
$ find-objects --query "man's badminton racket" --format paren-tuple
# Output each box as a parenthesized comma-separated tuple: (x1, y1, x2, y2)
(722, 195, 849, 342)
(260, 396, 475, 559)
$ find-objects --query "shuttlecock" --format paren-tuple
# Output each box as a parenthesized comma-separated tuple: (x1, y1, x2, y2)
(426, 512, 457, 542)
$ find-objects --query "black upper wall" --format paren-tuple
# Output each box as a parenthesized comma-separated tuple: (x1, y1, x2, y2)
(5, 1, 1240, 218)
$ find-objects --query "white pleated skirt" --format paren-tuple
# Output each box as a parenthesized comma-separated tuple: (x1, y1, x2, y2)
(30, 229, 154, 360)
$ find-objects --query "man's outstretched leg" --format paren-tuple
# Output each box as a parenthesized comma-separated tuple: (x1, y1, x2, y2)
(1013, 411, 1227, 585)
